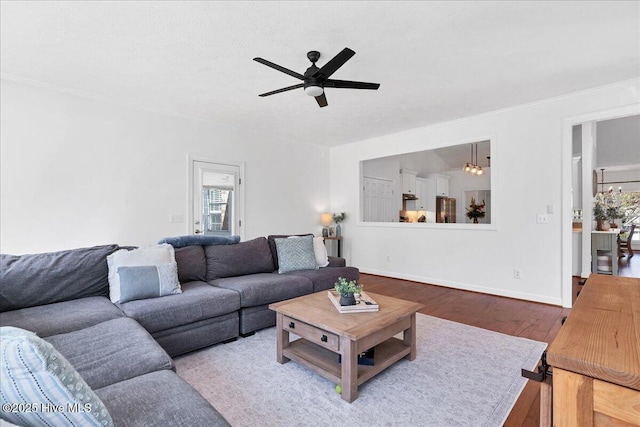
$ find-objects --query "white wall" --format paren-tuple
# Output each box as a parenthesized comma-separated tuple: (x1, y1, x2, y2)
(330, 79, 640, 306)
(0, 78, 330, 254)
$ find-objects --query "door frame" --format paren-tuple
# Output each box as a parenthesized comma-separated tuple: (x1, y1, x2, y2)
(561, 103, 639, 308)
(187, 154, 245, 240)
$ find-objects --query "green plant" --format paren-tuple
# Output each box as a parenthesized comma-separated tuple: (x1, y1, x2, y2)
(334, 277, 361, 296)
(594, 190, 623, 222)
(593, 198, 608, 221)
(333, 212, 346, 223)
(607, 205, 622, 222)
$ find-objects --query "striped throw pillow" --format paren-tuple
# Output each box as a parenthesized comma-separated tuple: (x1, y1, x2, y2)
(0, 327, 113, 427)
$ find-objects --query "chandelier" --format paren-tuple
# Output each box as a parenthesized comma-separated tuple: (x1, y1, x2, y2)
(599, 168, 622, 194)
(463, 144, 484, 176)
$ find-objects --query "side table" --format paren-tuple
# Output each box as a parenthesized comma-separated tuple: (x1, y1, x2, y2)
(323, 236, 342, 257)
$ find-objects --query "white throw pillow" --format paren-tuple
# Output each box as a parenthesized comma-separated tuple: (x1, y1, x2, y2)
(313, 236, 330, 267)
(107, 243, 176, 303)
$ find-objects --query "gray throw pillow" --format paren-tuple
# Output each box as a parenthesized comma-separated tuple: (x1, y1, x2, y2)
(275, 236, 319, 274)
(0, 244, 120, 311)
(205, 237, 274, 280)
(174, 245, 206, 283)
(117, 262, 182, 304)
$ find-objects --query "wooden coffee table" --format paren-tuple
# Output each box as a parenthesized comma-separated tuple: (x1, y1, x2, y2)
(269, 291, 424, 402)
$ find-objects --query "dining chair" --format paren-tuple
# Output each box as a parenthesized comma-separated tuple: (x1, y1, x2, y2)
(618, 224, 636, 259)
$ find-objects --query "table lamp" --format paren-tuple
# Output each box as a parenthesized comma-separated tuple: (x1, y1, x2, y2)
(320, 213, 333, 237)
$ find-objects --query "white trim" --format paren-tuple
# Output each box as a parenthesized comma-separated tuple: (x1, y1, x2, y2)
(561, 103, 640, 308)
(356, 221, 497, 231)
(357, 134, 498, 230)
(187, 154, 246, 241)
(360, 268, 563, 306)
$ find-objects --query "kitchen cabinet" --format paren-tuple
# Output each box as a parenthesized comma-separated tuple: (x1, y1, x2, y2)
(426, 174, 450, 197)
(401, 169, 417, 195)
(436, 177, 449, 197)
(591, 230, 620, 275)
(407, 177, 428, 210)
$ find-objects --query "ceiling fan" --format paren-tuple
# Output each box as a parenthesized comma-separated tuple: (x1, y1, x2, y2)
(253, 48, 380, 108)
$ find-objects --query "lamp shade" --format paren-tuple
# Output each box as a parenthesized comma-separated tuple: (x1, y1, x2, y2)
(320, 213, 333, 226)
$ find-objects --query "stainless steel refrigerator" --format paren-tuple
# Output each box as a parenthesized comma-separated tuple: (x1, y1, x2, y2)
(436, 196, 456, 223)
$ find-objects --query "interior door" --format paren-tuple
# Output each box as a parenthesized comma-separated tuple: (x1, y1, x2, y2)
(363, 176, 394, 222)
(191, 160, 243, 238)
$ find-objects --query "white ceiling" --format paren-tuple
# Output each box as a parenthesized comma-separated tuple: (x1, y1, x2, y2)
(1, 1, 639, 147)
(596, 115, 640, 169)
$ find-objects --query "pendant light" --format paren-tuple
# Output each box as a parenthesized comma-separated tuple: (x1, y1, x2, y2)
(463, 144, 486, 176)
(475, 146, 483, 175)
(463, 145, 473, 173)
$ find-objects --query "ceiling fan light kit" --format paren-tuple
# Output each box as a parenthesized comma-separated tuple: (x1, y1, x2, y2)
(253, 47, 380, 108)
(304, 85, 323, 97)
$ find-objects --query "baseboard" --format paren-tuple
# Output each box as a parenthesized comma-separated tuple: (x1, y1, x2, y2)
(360, 268, 563, 306)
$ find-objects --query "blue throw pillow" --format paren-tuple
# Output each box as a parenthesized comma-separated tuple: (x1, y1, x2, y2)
(275, 236, 318, 274)
(0, 327, 114, 427)
(157, 235, 240, 248)
(117, 262, 182, 304)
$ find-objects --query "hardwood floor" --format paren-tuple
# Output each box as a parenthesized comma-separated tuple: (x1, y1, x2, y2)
(353, 252, 639, 424)
(618, 249, 640, 278)
(358, 273, 571, 427)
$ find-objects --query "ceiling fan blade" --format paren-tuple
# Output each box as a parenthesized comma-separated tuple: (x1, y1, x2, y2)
(253, 57, 304, 80)
(258, 83, 304, 97)
(315, 92, 328, 108)
(312, 48, 355, 79)
(324, 79, 380, 90)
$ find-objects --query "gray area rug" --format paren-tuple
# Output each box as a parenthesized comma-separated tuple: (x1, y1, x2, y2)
(175, 314, 546, 427)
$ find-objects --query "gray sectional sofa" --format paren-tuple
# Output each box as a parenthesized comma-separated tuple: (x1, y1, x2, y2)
(0, 235, 358, 426)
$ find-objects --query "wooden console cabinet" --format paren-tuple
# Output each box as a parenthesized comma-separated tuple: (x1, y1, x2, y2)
(545, 274, 640, 426)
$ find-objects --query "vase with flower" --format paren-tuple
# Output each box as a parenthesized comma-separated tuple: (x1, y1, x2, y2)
(466, 198, 485, 224)
(332, 212, 346, 237)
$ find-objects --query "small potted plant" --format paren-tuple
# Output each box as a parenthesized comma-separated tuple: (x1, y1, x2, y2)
(607, 205, 622, 229)
(593, 198, 608, 230)
(332, 212, 346, 237)
(334, 277, 362, 306)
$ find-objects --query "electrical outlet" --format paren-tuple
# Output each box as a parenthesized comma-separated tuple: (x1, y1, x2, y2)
(514, 269, 522, 279)
(386, 255, 391, 262)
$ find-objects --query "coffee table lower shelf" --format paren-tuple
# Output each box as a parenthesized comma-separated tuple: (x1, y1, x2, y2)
(283, 337, 410, 386)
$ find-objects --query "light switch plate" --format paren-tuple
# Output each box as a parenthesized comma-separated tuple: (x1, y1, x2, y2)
(170, 214, 184, 223)
(536, 214, 550, 224)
